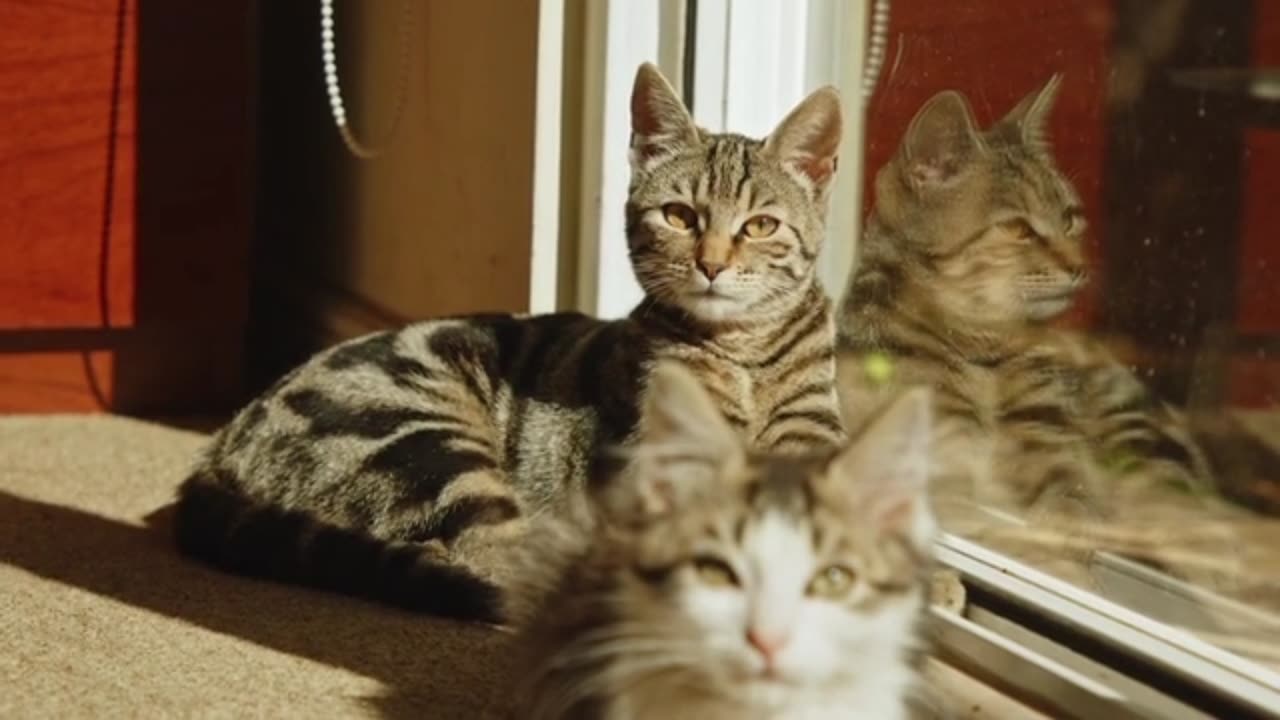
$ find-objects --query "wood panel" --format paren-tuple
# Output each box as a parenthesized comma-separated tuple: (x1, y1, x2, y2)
(338, 0, 538, 320)
(0, 0, 136, 329)
(109, 0, 254, 413)
(249, 0, 541, 391)
(0, 352, 113, 413)
(0, 0, 254, 414)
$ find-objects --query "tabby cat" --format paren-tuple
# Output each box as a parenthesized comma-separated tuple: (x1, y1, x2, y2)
(836, 77, 1210, 522)
(175, 63, 846, 622)
(510, 361, 935, 720)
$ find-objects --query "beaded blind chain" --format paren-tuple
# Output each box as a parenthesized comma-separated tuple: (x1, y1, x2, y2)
(862, 0, 892, 103)
(319, 0, 414, 159)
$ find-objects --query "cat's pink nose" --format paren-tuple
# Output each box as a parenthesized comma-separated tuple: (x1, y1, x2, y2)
(696, 258, 727, 281)
(747, 628, 789, 663)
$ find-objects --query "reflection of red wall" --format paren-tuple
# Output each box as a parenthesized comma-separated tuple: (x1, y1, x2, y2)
(1238, 4, 1280, 336)
(858, 1, 1113, 327)
(858, 3, 1279, 409)
(1231, 1, 1280, 407)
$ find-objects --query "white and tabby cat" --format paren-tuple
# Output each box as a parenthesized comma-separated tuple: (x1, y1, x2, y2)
(511, 361, 935, 720)
(175, 64, 847, 622)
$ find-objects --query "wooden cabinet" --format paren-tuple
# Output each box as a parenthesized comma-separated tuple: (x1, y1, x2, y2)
(0, 0, 253, 413)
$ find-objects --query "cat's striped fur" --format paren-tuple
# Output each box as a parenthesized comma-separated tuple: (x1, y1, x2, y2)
(175, 64, 847, 622)
(836, 78, 1211, 520)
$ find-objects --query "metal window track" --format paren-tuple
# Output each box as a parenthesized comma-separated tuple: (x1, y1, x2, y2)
(933, 533, 1280, 719)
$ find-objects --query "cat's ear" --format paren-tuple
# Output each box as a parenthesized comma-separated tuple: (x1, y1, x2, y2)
(638, 359, 739, 465)
(829, 388, 934, 545)
(624, 360, 741, 517)
(1003, 74, 1061, 149)
(901, 90, 984, 190)
(764, 86, 843, 196)
(631, 63, 698, 171)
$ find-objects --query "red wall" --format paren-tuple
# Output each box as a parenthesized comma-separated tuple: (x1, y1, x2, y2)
(1231, 1, 1280, 406)
(0, 0, 253, 413)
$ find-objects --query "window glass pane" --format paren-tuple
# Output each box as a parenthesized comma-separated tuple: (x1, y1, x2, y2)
(835, 0, 1280, 671)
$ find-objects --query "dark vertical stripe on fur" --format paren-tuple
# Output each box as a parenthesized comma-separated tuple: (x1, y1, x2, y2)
(765, 409, 845, 437)
(362, 429, 498, 504)
(429, 325, 499, 405)
(325, 332, 433, 391)
(512, 314, 594, 395)
(736, 143, 753, 204)
(757, 302, 828, 368)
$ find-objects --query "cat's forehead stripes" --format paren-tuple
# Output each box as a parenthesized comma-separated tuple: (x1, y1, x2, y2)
(742, 455, 821, 519)
(720, 454, 930, 600)
(685, 134, 766, 210)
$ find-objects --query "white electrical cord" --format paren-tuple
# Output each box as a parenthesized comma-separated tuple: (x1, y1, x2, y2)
(320, 0, 413, 159)
(862, 0, 891, 103)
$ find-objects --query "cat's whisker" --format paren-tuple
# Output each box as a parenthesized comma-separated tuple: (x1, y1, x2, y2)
(547, 638, 683, 671)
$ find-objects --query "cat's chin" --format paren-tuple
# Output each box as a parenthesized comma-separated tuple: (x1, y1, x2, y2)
(1020, 285, 1081, 321)
(678, 292, 749, 323)
(1024, 295, 1073, 320)
(736, 676, 804, 711)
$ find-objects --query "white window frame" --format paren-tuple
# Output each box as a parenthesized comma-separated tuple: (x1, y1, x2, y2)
(572, 0, 689, 318)
(528, 0, 566, 314)
(938, 533, 1280, 717)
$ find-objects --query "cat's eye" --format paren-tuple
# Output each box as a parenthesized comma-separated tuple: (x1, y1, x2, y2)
(692, 556, 739, 588)
(741, 215, 780, 239)
(806, 565, 857, 599)
(1063, 208, 1087, 236)
(1004, 218, 1043, 242)
(662, 203, 699, 231)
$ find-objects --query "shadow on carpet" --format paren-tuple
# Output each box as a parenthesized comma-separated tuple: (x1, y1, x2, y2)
(0, 491, 512, 719)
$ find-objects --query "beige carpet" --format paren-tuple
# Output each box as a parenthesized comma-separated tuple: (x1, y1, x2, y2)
(0, 415, 1045, 719)
(0, 415, 512, 719)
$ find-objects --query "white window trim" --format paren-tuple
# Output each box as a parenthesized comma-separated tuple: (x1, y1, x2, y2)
(529, 0, 565, 314)
(573, 0, 687, 318)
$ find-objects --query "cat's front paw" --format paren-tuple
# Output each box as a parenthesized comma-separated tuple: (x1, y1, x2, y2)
(927, 568, 966, 614)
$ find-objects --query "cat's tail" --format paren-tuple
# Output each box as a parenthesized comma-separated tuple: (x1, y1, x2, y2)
(173, 472, 504, 623)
